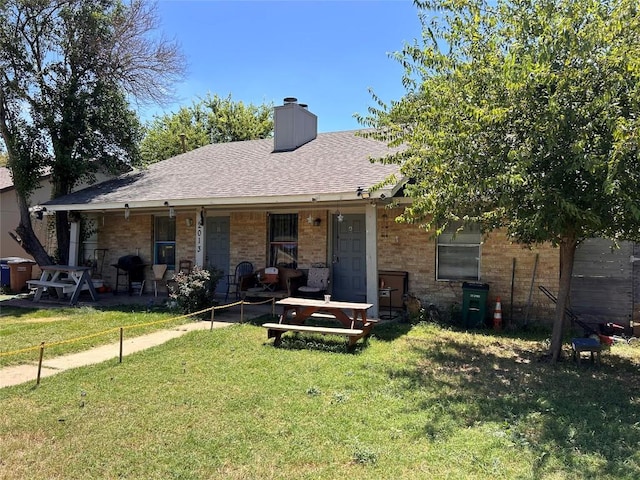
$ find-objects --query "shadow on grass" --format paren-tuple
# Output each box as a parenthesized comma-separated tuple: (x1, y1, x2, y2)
(274, 335, 369, 354)
(0, 305, 40, 317)
(247, 314, 413, 353)
(391, 331, 640, 478)
(371, 320, 413, 342)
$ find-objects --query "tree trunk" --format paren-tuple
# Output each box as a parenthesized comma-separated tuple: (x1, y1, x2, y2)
(13, 192, 53, 266)
(549, 233, 578, 363)
(55, 211, 70, 265)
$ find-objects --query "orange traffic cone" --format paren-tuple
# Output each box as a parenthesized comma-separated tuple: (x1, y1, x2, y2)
(493, 297, 503, 331)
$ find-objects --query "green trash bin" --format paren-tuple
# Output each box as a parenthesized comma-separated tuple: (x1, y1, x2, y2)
(461, 282, 489, 328)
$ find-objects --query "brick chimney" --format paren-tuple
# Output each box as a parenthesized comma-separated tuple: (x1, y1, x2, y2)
(273, 97, 318, 152)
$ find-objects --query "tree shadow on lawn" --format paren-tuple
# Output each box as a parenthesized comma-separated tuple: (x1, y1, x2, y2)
(392, 334, 640, 478)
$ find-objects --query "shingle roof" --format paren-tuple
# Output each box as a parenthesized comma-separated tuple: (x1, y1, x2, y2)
(43, 130, 402, 208)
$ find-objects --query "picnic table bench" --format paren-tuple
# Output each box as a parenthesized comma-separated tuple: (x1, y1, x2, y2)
(263, 297, 376, 347)
(27, 265, 97, 305)
(26, 279, 76, 291)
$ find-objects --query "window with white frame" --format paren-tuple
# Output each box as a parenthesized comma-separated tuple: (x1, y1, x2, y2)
(269, 213, 298, 268)
(436, 222, 481, 281)
(154, 216, 176, 269)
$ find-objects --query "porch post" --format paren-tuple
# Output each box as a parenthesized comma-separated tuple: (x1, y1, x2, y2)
(195, 209, 206, 267)
(68, 221, 80, 266)
(365, 202, 379, 318)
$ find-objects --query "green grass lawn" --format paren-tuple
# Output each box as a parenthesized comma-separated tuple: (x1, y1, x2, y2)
(0, 305, 192, 367)
(2, 320, 640, 479)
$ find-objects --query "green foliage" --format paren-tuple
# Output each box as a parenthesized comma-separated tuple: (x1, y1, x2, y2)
(169, 265, 223, 315)
(0, 1, 150, 198)
(359, 0, 640, 362)
(140, 93, 274, 164)
(352, 440, 379, 465)
(0, 0, 184, 263)
(360, 0, 640, 245)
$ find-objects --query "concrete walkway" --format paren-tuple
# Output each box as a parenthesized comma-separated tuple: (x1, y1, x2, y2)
(1, 320, 234, 389)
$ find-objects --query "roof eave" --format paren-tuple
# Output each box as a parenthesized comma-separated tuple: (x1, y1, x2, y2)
(31, 188, 402, 213)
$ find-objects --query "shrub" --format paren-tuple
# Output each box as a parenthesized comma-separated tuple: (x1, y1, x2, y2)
(169, 266, 223, 315)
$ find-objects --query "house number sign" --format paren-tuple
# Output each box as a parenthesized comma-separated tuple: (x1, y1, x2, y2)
(195, 217, 205, 267)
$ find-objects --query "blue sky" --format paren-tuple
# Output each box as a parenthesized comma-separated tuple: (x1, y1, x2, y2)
(144, 0, 424, 132)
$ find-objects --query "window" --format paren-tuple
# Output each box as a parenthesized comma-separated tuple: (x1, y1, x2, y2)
(269, 214, 298, 268)
(154, 216, 176, 269)
(436, 222, 481, 281)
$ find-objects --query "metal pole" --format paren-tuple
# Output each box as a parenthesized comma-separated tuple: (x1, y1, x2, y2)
(36, 342, 45, 385)
(210, 307, 215, 331)
(510, 258, 516, 326)
(241, 301, 244, 323)
(119, 327, 124, 363)
(524, 253, 539, 326)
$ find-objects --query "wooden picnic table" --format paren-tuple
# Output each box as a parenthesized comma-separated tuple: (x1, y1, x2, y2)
(263, 297, 377, 347)
(27, 265, 98, 305)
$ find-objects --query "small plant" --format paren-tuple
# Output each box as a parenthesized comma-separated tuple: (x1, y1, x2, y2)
(306, 386, 321, 396)
(352, 441, 378, 465)
(169, 266, 222, 315)
(331, 391, 350, 404)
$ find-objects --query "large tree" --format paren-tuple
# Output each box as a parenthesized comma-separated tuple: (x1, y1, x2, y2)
(360, 0, 640, 361)
(140, 93, 274, 164)
(0, 0, 184, 265)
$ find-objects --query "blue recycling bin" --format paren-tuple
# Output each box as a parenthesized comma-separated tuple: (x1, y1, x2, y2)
(0, 260, 10, 288)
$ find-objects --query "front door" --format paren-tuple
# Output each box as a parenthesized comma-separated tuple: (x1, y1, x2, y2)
(331, 214, 366, 302)
(205, 216, 230, 294)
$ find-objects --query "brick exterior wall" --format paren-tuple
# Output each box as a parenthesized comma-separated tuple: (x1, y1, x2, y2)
(229, 211, 268, 269)
(377, 207, 559, 325)
(97, 212, 197, 293)
(297, 210, 328, 268)
(94, 207, 560, 323)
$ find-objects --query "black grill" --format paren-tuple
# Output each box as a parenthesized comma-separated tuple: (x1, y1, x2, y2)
(112, 255, 146, 294)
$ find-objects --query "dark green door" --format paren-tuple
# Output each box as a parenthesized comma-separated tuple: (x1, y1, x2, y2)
(331, 214, 366, 302)
(206, 216, 230, 294)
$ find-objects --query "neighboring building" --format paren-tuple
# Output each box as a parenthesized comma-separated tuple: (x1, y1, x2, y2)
(1, 167, 56, 261)
(36, 99, 639, 328)
(1, 166, 119, 266)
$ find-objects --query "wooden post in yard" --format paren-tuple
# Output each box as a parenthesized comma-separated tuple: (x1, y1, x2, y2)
(524, 253, 539, 327)
(119, 327, 124, 363)
(36, 342, 45, 385)
(510, 258, 516, 327)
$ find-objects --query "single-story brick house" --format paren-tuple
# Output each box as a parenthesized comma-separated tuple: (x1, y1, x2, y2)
(35, 99, 639, 327)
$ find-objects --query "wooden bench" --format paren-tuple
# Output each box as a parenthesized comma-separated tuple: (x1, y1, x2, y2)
(27, 280, 76, 291)
(27, 279, 77, 302)
(263, 322, 369, 347)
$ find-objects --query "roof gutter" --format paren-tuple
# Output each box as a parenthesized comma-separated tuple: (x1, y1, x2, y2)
(30, 185, 404, 214)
